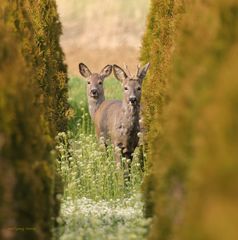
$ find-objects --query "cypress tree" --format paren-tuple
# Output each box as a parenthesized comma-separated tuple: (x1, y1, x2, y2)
(0, 1, 68, 239)
(141, 1, 238, 240)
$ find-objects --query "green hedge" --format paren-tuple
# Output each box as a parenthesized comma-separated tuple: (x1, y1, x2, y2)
(0, 1, 67, 239)
(141, 1, 238, 240)
(140, 0, 185, 218)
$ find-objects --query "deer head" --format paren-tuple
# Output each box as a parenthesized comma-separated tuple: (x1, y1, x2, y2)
(113, 63, 150, 106)
(79, 63, 112, 100)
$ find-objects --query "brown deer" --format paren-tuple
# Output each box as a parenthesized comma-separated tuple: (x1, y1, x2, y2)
(78, 63, 112, 120)
(94, 63, 150, 180)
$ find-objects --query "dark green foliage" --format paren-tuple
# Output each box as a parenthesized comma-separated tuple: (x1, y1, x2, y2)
(0, 1, 67, 239)
(141, 1, 238, 240)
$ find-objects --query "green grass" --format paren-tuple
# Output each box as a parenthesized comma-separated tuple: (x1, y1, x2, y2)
(56, 130, 144, 201)
(54, 77, 150, 240)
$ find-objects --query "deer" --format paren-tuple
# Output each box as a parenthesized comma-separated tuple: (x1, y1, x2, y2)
(94, 63, 150, 181)
(78, 63, 112, 120)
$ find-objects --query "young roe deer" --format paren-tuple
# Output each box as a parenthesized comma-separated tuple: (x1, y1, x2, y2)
(94, 63, 150, 179)
(78, 63, 112, 120)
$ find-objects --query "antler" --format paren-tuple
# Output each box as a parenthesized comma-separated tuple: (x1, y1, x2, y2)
(124, 63, 132, 77)
(136, 64, 141, 76)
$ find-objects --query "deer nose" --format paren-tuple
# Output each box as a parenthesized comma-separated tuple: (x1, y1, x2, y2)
(91, 89, 97, 95)
(129, 96, 137, 103)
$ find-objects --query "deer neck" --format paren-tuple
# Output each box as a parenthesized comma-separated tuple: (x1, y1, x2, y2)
(122, 101, 140, 130)
(88, 95, 105, 120)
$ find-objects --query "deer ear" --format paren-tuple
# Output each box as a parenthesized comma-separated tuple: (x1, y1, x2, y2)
(137, 63, 150, 82)
(100, 65, 112, 79)
(113, 64, 127, 83)
(79, 63, 92, 78)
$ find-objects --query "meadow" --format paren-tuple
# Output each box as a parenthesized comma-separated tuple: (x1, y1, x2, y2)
(55, 76, 151, 240)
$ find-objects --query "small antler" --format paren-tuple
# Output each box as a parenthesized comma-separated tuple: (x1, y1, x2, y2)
(124, 63, 132, 77)
(136, 64, 141, 76)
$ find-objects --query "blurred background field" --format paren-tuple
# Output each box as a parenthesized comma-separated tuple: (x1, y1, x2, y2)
(57, 0, 149, 75)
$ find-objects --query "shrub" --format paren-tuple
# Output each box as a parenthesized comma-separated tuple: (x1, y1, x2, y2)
(141, 1, 238, 240)
(140, 0, 185, 218)
(0, 1, 68, 239)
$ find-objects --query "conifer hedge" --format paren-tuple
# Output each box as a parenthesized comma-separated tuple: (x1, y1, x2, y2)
(140, 0, 185, 218)
(141, 1, 238, 240)
(0, 1, 67, 239)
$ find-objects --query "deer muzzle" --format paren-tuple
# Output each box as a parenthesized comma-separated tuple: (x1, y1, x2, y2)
(129, 96, 137, 105)
(90, 89, 98, 98)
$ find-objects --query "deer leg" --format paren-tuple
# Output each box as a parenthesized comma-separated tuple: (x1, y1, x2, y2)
(138, 145, 145, 172)
(98, 135, 110, 158)
(122, 151, 132, 182)
(114, 145, 122, 169)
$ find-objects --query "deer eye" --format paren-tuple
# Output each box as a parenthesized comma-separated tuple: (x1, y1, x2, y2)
(98, 81, 102, 85)
(87, 81, 90, 85)
(124, 87, 128, 91)
(137, 87, 141, 91)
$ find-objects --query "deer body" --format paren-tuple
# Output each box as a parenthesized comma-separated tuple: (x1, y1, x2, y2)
(95, 64, 150, 178)
(95, 99, 140, 153)
(79, 62, 149, 180)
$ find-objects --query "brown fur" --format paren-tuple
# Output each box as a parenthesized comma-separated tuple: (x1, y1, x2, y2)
(94, 63, 150, 179)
